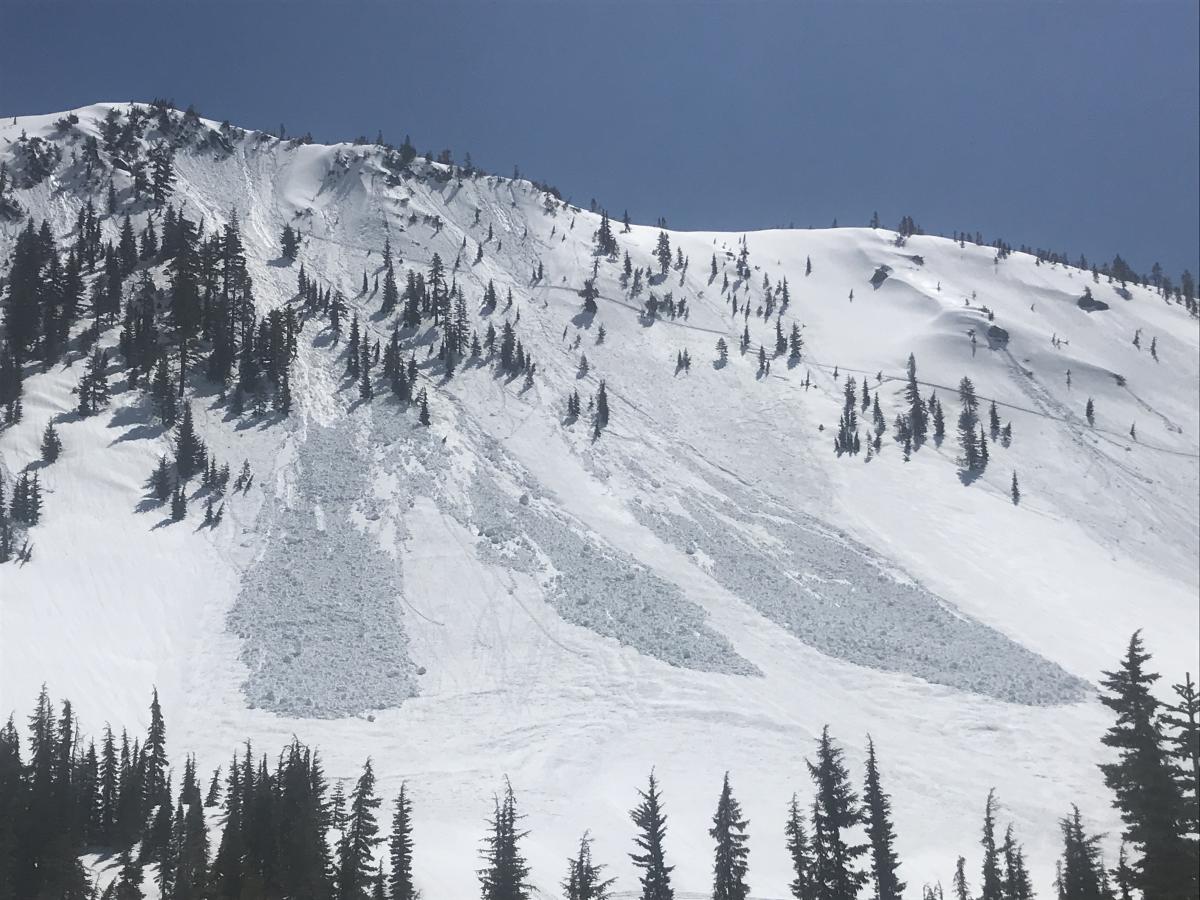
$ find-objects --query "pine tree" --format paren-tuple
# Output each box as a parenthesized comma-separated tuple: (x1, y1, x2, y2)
(1085, 398, 1095, 427)
(151, 455, 173, 502)
(905, 354, 926, 446)
(785, 794, 816, 900)
(281, 224, 300, 260)
(1161, 672, 1200, 848)
(1011, 472, 1020, 505)
(980, 790, 1003, 900)
(144, 689, 169, 813)
(77, 349, 111, 417)
(629, 770, 674, 900)
(381, 262, 399, 313)
(1099, 632, 1195, 899)
(807, 727, 868, 900)
(338, 759, 383, 900)
(655, 231, 672, 275)
(1058, 806, 1106, 900)
(170, 481, 187, 521)
(562, 832, 615, 900)
(863, 739, 904, 900)
(952, 857, 969, 900)
(174, 405, 204, 482)
(478, 779, 530, 900)
(389, 783, 417, 900)
(710, 772, 750, 900)
(40, 421, 62, 463)
(593, 381, 609, 439)
(152, 356, 178, 426)
(1001, 824, 1033, 900)
(359, 339, 373, 401)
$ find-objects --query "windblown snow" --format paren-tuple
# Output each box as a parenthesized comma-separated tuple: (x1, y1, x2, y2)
(1, 103, 1197, 897)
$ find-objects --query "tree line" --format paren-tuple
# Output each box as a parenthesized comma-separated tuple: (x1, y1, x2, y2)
(0, 632, 1194, 900)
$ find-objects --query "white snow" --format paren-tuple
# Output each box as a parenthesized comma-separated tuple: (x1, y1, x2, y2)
(1, 103, 1197, 897)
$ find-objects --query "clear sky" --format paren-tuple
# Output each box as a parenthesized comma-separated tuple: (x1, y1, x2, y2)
(1, 0, 1196, 277)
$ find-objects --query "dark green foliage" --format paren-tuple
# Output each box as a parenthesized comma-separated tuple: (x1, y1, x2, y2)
(77, 349, 111, 417)
(785, 794, 816, 900)
(1099, 632, 1196, 899)
(174, 405, 205, 482)
(629, 770, 674, 900)
(710, 772, 750, 900)
(338, 759, 383, 900)
(1056, 805, 1106, 900)
(863, 739, 904, 900)
(593, 380, 609, 439)
(281, 224, 300, 260)
(479, 779, 530, 900)
(39, 421, 62, 463)
(980, 790, 1003, 900)
(563, 832, 614, 900)
(808, 727, 868, 900)
(389, 783, 417, 900)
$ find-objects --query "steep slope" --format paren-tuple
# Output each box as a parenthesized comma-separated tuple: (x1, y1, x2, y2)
(1, 103, 1197, 895)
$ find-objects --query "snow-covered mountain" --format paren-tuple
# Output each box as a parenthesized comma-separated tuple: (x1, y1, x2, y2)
(1, 102, 1197, 896)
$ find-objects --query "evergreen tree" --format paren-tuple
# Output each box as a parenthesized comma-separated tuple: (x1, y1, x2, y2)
(905, 354, 927, 446)
(152, 356, 178, 426)
(170, 481, 188, 521)
(174, 405, 205, 482)
(338, 759, 383, 900)
(281, 224, 300, 260)
(40, 421, 62, 463)
(980, 790, 1003, 900)
(151, 455, 173, 502)
(710, 772, 750, 900)
(478, 779, 530, 900)
(562, 833, 614, 900)
(1011, 472, 1020, 505)
(785, 794, 816, 900)
(389, 783, 417, 900)
(77, 349, 111, 417)
(952, 858, 969, 900)
(1098, 632, 1194, 899)
(655, 232, 672, 275)
(1161, 672, 1200, 849)
(593, 381, 609, 439)
(807, 727, 868, 900)
(382, 262, 400, 314)
(1000, 825, 1033, 900)
(863, 739, 904, 900)
(144, 689, 169, 814)
(629, 770, 674, 900)
(1057, 806, 1106, 900)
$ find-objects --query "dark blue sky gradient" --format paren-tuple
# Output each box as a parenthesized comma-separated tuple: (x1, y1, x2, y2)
(1, 0, 1197, 276)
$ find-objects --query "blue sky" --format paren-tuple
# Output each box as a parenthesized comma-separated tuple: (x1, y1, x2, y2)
(1, 0, 1196, 277)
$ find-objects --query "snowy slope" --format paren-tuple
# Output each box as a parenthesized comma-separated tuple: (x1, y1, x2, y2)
(1, 103, 1197, 896)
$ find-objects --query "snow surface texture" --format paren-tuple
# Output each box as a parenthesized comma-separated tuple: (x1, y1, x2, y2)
(466, 456, 757, 676)
(624, 463, 1087, 705)
(229, 419, 420, 718)
(1, 104, 1198, 896)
